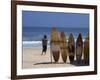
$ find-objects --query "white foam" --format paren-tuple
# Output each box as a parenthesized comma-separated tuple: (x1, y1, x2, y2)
(23, 41, 41, 44)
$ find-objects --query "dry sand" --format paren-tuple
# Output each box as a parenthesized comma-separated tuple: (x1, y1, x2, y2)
(22, 48, 86, 69)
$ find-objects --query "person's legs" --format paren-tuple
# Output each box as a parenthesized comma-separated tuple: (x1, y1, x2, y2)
(44, 46, 47, 54)
(41, 45, 47, 55)
(41, 45, 45, 55)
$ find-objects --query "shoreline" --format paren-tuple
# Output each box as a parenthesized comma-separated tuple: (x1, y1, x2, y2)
(22, 39, 86, 48)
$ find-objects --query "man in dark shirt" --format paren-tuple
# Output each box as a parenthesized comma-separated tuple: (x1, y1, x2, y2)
(41, 35, 48, 55)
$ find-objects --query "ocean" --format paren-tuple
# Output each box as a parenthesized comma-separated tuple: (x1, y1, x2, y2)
(22, 27, 89, 48)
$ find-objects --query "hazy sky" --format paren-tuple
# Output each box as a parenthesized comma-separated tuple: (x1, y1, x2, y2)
(22, 11, 89, 28)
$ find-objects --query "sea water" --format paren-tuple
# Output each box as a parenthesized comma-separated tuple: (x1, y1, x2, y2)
(22, 27, 89, 48)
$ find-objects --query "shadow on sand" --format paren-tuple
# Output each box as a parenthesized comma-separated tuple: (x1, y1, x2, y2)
(34, 62, 69, 65)
(34, 59, 89, 66)
(70, 59, 89, 66)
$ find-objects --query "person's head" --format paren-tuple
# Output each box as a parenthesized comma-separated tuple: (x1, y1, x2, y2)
(44, 35, 47, 39)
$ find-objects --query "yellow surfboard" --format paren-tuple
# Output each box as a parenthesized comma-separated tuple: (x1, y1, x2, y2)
(68, 33, 75, 63)
(84, 33, 89, 65)
(50, 27, 60, 62)
(60, 31, 67, 63)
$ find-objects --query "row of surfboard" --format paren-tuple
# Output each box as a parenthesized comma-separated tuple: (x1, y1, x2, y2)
(50, 27, 89, 64)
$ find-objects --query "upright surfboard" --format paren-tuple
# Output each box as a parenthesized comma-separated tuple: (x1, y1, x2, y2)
(50, 27, 60, 62)
(76, 33, 83, 63)
(68, 33, 75, 63)
(84, 33, 89, 65)
(60, 31, 67, 63)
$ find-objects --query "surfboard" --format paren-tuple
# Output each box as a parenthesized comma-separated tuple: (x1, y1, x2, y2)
(84, 33, 89, 65)
(60, 31, 67, 63)
(68, 33, 75, 63)
(50, 27, 60, 62)
(76, 33, 83, 63)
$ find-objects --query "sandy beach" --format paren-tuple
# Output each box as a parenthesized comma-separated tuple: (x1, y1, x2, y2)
(22, 48, 86, 69)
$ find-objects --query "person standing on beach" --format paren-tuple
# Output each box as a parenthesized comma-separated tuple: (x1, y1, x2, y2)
(42, 35, 48, 55)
